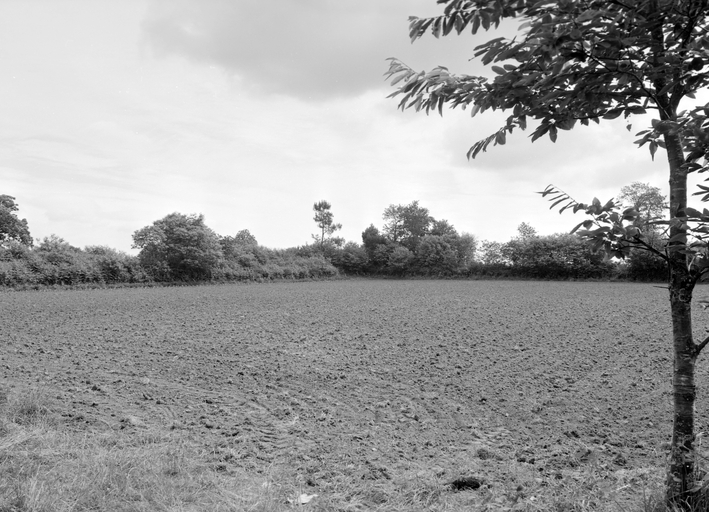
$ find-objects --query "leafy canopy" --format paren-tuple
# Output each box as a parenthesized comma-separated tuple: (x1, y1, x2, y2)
(382, 201, 434, 250)
(387, 0, 709, 161)
(132, 213, 222, 281)
(0, 195, 32, 247)
(618, 181, 668, 222)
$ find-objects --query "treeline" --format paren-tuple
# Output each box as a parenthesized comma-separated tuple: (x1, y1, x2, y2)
(476, 228, 666, 281)
(0, 231, 337, 288)
(322, 217, 665, 281)
(309, 199, 665, 281)
(0, 187, 668, 289)
(0, 201, 337, 288)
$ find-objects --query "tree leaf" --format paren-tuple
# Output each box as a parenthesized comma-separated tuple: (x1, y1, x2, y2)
(649, 141, 658, 160)
(549, 125, 558, 142)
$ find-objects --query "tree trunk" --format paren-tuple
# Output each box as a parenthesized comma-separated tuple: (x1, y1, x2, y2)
(665, 130, 700, 506)
(667, 269, 698, 503)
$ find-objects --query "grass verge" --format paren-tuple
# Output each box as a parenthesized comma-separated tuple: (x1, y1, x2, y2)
(0, 386, 704, 512)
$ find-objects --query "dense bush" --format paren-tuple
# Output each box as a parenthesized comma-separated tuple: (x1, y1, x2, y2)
(84, 246, 149, 284)
(0, 237, 150, 287)
(621, 247, 668, 281)
(0, 259, 38, 286)
(133, 213, 223, 281)
(387, 246, 414, 275)
(329, 242, 368, 274)
(330, 225, 617, 280)
(0, 221, 339, 289)
(502, 233, 613, 279)
(415, 235, 459, 275)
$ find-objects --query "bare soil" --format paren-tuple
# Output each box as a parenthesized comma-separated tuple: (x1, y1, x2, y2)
(2, 279, 708, 503)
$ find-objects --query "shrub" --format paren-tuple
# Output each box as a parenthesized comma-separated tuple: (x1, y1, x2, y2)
(415, 235, 459, 275)
(387, 246, 414, 276)
(330, 242, 369, 274)
(624, 247, 667, 281)
(0, 260, 38, 286)
(133, 213, 223, 282)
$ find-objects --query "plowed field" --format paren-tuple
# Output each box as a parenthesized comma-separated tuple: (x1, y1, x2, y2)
(2, 279, 709, 507)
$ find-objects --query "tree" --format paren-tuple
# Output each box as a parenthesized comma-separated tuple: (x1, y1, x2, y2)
(503, 232, 611, 279)
(387, 245, 414, 275)
(383, 201, 433, 251)
(361, 224, 391, 271)
(381, 204, 406, 242)
(0, 195, 32, 247)
(430, 218, 458, 237)
(36, 234, 80, 263)
(455, 232, 478, 266)
(331, 241, 369, 274)
(84, 245, 146, 284)
(132, 213, 222, 281)
(516, 222, 538, 240)
(220, 229, 259, 262)
(618, 182, 668, 228)
(33, 235, 99, 285)
(312, 201, 343, 249)
(416, 234, 459, 273)
(387, 1, 709, 504)
(362, 224, 387, 254)
(618, 183, 669, 280)
(478, 240, 507, 266)
(234, 229, 258, 246)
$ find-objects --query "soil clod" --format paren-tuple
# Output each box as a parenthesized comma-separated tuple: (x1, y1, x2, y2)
(450, 476, 484, 491)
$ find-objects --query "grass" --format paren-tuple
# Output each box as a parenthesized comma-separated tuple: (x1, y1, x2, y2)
(2, 387, 706, 511)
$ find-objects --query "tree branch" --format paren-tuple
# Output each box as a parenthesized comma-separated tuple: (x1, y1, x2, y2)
(628, 237, 670, 260)
(695, 333, 709, 355)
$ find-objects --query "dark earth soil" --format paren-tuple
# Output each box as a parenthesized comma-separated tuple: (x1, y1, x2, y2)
(2, 279, 709, 502)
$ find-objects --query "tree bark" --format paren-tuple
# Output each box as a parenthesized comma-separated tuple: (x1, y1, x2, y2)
(665, 130, 700, 506)
(667, 268, 698, 502)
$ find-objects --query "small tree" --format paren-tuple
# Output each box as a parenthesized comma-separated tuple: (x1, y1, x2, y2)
(382, 200, 433, 251)
(331, 242, 369, 274)
(36, 235, 80, 264)
(430, 218, 458, 237)
(478, 240, 507, 266)
(516, 222, 538, 240)
(618, 182, 668, 228)
(221, 229, 259, 261)
(416, 234, 459, 274)
(132, 213, 222, 281)
(503, 232, 611, 279)
(387, 245, 414, 275)
(618, 182, 668, 280)
(312, 200, 343, 249)
(0, 195, 31, 247)
(455, 232, 478, 266)
(362, 224, 390, 271)
(234, 229, 258, 246)
(387, 0, 709, 504)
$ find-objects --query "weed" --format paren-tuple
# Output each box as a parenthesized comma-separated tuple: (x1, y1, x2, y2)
(2, 388, 51, 427)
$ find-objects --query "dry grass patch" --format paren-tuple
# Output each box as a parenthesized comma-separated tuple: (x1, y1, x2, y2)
(0, 388, 265, 512)
(0, 388, 460, 512)
(0, 386, 703, 512)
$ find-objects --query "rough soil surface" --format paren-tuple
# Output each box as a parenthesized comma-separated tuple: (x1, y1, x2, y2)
(3, 279, 709, 503)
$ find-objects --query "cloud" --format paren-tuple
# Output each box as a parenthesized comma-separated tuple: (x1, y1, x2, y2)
(141, 0, 488, 101)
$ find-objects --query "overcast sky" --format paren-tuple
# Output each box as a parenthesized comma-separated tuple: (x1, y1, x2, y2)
(0, 0, 676, 253)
